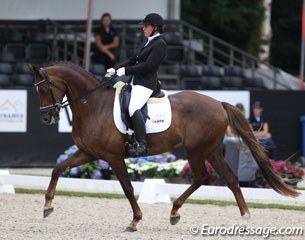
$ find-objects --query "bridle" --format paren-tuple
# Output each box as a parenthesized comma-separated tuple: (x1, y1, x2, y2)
(34, 67, 117, 114)
(34, 68, 66, 114)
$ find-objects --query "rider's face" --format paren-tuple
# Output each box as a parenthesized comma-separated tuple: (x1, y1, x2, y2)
(143, 24, 154, 38)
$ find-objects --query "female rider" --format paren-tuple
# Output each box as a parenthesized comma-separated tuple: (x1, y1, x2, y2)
(106, 13, 167, 157)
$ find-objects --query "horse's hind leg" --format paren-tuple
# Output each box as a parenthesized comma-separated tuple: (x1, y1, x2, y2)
(44, 150, 93, 218)
(207, 147, 250, 226)
(170, 151, 209, 225)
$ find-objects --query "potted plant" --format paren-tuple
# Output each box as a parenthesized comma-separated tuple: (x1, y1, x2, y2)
(256, 160, 304, 188)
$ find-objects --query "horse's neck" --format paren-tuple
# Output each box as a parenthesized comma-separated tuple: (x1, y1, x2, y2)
(65, 71, 99, 99)
(58, 67, 113, 117)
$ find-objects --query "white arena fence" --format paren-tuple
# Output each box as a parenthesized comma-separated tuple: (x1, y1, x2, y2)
(0, 170, 304, 206)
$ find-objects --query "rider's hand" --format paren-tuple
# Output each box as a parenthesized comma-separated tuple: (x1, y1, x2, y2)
(105, 68, 116, 77)
(116, 67, 125, 77)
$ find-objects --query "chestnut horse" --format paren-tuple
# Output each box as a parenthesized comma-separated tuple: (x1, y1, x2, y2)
(28, 62, 299, 232)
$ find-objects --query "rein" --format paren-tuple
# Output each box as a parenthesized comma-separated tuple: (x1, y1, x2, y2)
(34, 67, 116, 112)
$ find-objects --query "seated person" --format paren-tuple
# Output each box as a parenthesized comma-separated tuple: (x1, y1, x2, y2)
(93, 13, 120, 69)
(248, 101, 276, 159)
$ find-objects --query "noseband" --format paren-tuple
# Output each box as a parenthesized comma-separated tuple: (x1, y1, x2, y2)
(34, 68, 66, 114)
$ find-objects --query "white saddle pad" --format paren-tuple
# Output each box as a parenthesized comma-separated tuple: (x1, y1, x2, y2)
(113, 82, 172, 134)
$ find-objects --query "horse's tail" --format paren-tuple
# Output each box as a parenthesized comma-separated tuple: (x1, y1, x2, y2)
(222, 102, 300, 197)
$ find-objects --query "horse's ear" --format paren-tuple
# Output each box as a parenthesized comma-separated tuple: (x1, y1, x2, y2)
(27, 64, 40, 76)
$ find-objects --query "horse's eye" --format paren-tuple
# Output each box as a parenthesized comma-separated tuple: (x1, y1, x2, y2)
(38, 86, 48, 94)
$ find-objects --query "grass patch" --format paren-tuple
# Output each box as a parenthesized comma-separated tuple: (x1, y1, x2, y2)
(15, 188, 128, 199)
(184, 198, 305, 211)
(16, 188, 305, 211)
(14, 173, 50, 177)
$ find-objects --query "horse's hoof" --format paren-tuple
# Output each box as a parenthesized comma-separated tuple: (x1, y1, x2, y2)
(170, 213, 181, 225)
(125, 225, 137, 232)
(240, 212, 250, 227)
(43, 207, 54, 218)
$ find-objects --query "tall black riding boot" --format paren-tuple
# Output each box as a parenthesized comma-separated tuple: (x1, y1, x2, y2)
(131, 110, 147, 157)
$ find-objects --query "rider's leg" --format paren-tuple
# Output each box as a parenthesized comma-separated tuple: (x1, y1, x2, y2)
(129, 85, 153, 157)
(128, 85, 153, 117)
(131, 110, 147, 156)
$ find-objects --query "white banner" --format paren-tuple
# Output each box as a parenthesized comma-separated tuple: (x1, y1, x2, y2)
(58, 96, 72, 133)
(0, 90, 27, 132)
(57, 91, 250, 133)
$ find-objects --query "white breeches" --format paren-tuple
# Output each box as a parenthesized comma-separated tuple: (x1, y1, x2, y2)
(129, 85, 153, 117)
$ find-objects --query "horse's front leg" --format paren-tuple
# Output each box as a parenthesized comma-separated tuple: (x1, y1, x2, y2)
(109, 158, 142, 232)
(44, 150, 93, 218)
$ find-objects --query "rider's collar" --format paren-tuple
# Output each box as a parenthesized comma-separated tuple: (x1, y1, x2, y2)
(145, 33, 160, 46)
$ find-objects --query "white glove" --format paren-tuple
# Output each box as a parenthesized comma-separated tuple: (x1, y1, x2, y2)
(116, 67, 125, 77)
(105, 68, 116, 77)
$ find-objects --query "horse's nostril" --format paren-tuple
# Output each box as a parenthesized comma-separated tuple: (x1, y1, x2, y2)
(42, 117, 49, 123)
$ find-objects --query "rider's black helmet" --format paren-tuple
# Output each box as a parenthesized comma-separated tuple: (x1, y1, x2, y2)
(139, 13, 164, 27)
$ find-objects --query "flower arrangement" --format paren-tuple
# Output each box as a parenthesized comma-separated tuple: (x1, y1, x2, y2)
(182, 161, 221, 185)
(56, 145, 304, 187)
(271, 160, 304, 182)
(56, 146, 180, 180)
(124, 153, 184, 180)
(256, 160, 304, 187)
(56, 145, 112, 180)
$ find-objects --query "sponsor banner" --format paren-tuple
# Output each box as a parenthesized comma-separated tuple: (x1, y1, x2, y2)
(58, 91, 250, 133)
(0, 90, 27, 132)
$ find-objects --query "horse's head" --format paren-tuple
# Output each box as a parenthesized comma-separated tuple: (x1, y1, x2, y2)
(28, 64, 67, 125)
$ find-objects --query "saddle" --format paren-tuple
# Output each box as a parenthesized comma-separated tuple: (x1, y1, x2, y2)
(115, 81, 166, 157)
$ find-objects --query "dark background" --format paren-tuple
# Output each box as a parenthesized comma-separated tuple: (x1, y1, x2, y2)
(250, 90, 305, 160)
(0, 88, 305, 167)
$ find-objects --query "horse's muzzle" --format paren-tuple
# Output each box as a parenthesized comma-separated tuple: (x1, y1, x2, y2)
(40, 111, 60, 125)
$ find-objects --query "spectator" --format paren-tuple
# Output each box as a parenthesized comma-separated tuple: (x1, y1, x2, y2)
(235, 103, 245, 115)
(248, 101, 276, 159)
(226, 103, 245, 137)
(94, 13, 120, 69)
